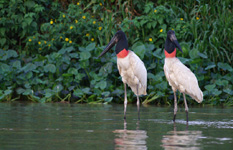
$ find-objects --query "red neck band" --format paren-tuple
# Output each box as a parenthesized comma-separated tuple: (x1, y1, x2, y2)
(117, 49, 129, 58)
(165, 48, 176, 58)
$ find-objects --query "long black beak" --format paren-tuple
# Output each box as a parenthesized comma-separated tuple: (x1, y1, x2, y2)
(98, 35, 118, 57)
(170, 33, 183, 53)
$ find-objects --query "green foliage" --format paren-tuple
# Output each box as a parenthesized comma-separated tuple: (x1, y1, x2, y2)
(0, 0, 232, 105)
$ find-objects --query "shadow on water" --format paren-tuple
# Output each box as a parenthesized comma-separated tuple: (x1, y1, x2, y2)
(161, 123, 202, 150)
(113, 120, 148, 150)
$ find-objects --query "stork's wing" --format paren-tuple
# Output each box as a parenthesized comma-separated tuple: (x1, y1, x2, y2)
(169, 59, 203, 103)
(128, 51, 147, 90)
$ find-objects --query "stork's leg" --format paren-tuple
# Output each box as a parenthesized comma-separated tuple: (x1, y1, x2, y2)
(173, 91, 177, 122)
(183, 93, 189, 122)
(137, 84, 140, 120)
(124, 83, 127, 120)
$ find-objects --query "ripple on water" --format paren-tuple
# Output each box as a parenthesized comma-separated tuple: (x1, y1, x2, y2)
(146, 119, 233, 129)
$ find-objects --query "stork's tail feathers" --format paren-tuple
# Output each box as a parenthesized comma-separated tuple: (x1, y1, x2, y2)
(190, 90, 203, 103)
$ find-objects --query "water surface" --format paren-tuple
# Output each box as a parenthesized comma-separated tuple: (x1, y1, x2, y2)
(0, 102, 232, 149)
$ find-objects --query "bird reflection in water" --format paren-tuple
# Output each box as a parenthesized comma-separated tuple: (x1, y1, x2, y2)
(161, 123, 202, 150)
(113, 120, 148, 150)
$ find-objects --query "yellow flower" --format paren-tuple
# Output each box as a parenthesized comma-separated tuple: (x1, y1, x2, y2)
(44, 41, 47, 44)
(98, 27, 102, 30)
(75, 20, 78, 23)
(48, 44, 51, 47)
(69, 40, 72, 44)
(50, 20, 53, 24)
(28, 39, 32, 42)
(160, 29, 163, 32)
(63, 14, 66, 18)
(180, 18, 183, 21)
(196, 17, 200, 20)
(65, 38, 69, 42)
(93, 21, 96, 24)
(101, 18, 103, 21)
(86, 33, 90, 36)
(172, 28, 174, 30)
(100, 3, 102, 6)
(60, 36, 62, 39)
(70, 26, 73, 29)
(91, 38, 94, 41)
(39, 48, 42, 50)
(77, 2, 80, 5)
(82, 16, 86, 19)
(38, 41, 41, 45)
(149, 38, 152, 42)
(33, 36, 35, 39)
(91, 16, 94, 18)
(52, 38, 55, 41)
(154, 9, 157, 13)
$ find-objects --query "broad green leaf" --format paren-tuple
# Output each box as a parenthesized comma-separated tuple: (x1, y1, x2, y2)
(44, 89, 53, 98)
(80, 51, 91, 60)
(26, 72, 33, 79)
(102, 91, 110, 97)
(0, 63, 10, 73)
(4, 89, 12, 95)
(53, 84, 63, 93)
(21, 63, 36, 72)
(44, 64, 56, 73)
(12, 60, 21, 69)
(205, 64, 216, 70)
(16, 88, 25, 94)
(68, 68, 78, 75)
(189, 48, 199, 59)
(23, 89, 33, 95)
(223, 89, 233, 95)
(95, 80, 107, 90)
(69, 53, 79, 58)
(86, 43, 95, 51)
(216, 80, 228, 86)
(7, 50, 18, 58)
(0, 38, 6, 46)
(198, 52, 208, 58)
(217, 62, 233, 72)
(73, 89, 83, 97)
(82, 88, 90, 94)
(58, 46, 75, 54)
(204, 84, 216, 91)
(132, 42, 146, 59)
(104, 97, 113, 103)
(152, 48, 163, 59)
(212, 89, 222, 96)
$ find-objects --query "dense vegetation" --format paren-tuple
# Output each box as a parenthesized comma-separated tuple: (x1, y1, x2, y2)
(0, 0, 232, 105)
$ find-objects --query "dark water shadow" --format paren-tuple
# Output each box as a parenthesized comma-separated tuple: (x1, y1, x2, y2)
(113, 120, 148, 150)
(161, 123, 202, 150)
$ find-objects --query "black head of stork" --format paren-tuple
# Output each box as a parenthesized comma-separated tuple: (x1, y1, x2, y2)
(165, 30, 183, 54)
(99, 30, 128, 57)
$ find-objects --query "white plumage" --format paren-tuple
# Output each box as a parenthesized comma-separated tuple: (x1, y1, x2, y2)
(163, 30, 203, 122)
(164, 57, 203, 103)
(117, 50, 147, 96)
(99, 30, 147, 120)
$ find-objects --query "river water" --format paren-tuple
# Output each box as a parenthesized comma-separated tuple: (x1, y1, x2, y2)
(0, 102, 232, 149)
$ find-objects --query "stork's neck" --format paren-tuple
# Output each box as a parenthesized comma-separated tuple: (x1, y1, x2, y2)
(165, 48, 176, 58)
(117, 48, 129, 58)
(115, 36, 128, 58)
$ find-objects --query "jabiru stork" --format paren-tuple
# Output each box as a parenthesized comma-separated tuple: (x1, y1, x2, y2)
(99, 30, 147, 120)
(163, 30, 203, 122)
